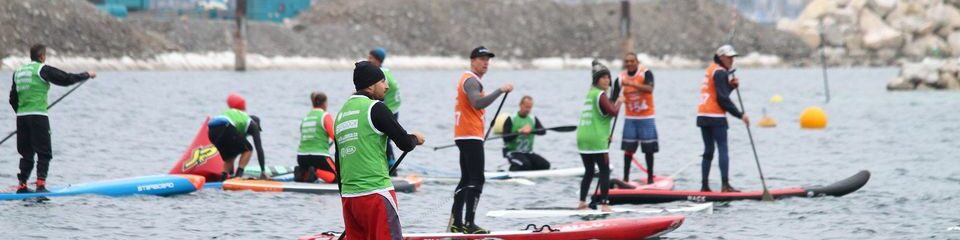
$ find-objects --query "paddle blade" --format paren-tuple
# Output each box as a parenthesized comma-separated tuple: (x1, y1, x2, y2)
(761, 188, 775, 202)
(549, 125, 578, 132)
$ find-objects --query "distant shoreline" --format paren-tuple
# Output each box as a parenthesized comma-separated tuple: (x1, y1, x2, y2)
(1, 52, 787, 71)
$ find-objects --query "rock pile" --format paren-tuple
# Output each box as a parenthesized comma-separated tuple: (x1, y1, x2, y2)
(0, 0, 167, 58)
(295, 0, 811, 59)
(886, 57, 960, 90)
(777, 0, 960, 65)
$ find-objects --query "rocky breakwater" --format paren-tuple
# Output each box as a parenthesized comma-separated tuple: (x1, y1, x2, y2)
(886, 57, 960, 90)
(776, 0, 960, 66)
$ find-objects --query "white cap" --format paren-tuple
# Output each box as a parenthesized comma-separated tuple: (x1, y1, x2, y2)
(716, 44, 739, 57)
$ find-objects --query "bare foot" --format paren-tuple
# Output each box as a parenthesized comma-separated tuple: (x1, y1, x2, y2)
(576, 202, 589, 210)
(600, 204, 614, 212)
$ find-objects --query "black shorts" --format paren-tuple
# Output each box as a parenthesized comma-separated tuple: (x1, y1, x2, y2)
(208, 124, 251, 161)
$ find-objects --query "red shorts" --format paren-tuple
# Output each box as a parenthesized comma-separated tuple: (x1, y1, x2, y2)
(341, 190, 402, 240)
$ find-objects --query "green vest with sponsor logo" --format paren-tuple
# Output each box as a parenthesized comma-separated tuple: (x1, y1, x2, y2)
(505, 113, 536, 153)
(576, 87, 612, 153)
(13, 62, 50, 115)
(382, 68, 401, 113)
(298, 109, 331, 156)
(335, 95, 391, 195)
(220, 109, 250, 135)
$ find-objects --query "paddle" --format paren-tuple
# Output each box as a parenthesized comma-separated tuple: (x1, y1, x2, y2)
(485, 125, 577, 141)
(734, 85, 774, 202)
(724, 9, 773, 201)
(432, 92, 510, 151)
(0, 80, 89, 146)
(388, 151, 409, 176)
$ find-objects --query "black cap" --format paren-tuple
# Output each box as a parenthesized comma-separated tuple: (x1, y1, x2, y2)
(470, 46, 496, 59)
(353, 61, 385, 90)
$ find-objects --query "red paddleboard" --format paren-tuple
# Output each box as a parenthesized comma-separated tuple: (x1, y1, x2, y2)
(300, 215, 685, 240)
(169, 117, 224, 182)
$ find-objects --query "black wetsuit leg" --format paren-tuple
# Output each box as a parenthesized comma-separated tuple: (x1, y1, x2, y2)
(452, 139, 485, 226)
(579, 153, 610, 203)
(16, 115, 52, 182)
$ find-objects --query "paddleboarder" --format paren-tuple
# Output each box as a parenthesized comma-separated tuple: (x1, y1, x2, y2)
(368, 48, 402, 176)
(501, 95, 550, 171)
(697, 45, 748, 192)
(613, 52, 659, 184)
(208, 93, 267, 180)
(449, 46, 513, 234)
(335, 61, 425, 240)
(10, 44, 96, 193)
(295, 91, 337, 183)
(576, 60, 621, 212)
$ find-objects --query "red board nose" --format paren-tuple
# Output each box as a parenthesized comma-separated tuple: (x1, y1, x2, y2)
(172, 174, 207, 190)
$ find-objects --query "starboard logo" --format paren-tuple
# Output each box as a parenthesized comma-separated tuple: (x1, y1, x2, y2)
(137, 182, 175, 192)
(182, 145, 218, 171)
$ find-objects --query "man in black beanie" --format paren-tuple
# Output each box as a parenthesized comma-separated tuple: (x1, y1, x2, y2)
(334, 61, 425, 240)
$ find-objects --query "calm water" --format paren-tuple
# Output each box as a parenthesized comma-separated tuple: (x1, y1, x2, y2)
(0, 67, 957, 239)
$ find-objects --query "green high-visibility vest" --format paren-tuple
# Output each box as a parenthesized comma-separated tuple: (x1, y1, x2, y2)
(298, 109, 331, 156)
(504, 113, 536, 153)
(576, 87, 612, 153)
(382, 68, 401, 113)
(13, 62, 50, 115)
(335, 95, 391, 196)
(219, 109, 251, 135)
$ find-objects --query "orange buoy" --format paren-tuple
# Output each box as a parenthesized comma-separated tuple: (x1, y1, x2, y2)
(800, 106, 827, 129)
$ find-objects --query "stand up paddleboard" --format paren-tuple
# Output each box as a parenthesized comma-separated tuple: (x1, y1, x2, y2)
(300, 215, 685, 240)
(486, 202, 713, 218)
(610, 175, 676, 191)
(598, 170, 871, 205)
(205, 175, 423, 194)
(0, 174, 205, 201)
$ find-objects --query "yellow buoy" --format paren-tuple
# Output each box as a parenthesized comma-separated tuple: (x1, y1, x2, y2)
(492, 113, 510, 135)
(799, 106, 828, 129)
(770, 95, 783, 103)
(757, 116, 777, 128)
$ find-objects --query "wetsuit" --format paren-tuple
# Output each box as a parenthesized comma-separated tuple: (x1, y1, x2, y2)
(335, 93, 418, 240)
(296, 108, 336, 183)
(9, 62, 90, 188)
(382, 67, 401, 175)
(697, 59, 744, 189)
(451, 71, 505, 230)
(614, 67, 658, 183)
(207, 109, 265, 178)
(577, 86, 619, 204)
(501, 113, 549, 171)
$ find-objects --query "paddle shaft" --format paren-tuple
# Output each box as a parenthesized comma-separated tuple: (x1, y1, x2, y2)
(485, 125, 576, 141)
(483, 92, 509, 141)
(0, 80, 88, 145)
(734, 87, 774, 201)
(432, 92, 509, 151)
(388, 151, 409, 175)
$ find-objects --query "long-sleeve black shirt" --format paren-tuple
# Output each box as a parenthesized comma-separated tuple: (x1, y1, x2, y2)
(360, 93, 418, 152)
(9, 65, 90, 112)
(246, 119, 266, 168)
